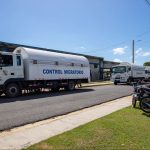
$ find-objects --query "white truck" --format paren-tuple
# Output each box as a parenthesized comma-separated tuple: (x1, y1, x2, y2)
(111, 62, 148, 85)
(0, 47, 90, 97)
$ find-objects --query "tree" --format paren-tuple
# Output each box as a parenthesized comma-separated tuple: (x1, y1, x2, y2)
(144, 62, 150, 66)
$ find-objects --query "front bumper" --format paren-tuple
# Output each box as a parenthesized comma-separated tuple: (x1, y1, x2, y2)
(111, 79, 126, 83)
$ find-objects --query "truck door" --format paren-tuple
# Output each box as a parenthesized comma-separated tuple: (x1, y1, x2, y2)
(15, 54, 24, 78)
(0, 54, 15, 85)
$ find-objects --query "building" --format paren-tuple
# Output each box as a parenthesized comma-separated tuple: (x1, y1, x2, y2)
(0, 41, 119, 81)
(103, 60, 120, 80)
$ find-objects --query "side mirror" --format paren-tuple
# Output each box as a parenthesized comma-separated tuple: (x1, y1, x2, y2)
(127, 67, 131, 72)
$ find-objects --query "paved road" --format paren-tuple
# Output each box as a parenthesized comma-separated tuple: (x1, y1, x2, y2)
(0, 85, 133, 131)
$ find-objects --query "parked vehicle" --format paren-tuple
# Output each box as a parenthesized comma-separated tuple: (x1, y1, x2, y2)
(132, 83, 150, 113)
(0, 47, 90, 97)
(145, 66, 150, 81)
(111, 62, 149, 85)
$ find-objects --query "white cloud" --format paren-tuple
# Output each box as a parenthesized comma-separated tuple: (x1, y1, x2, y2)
(142, 52, 150, 56)
(135, 48, 142, 54)
(74, 46, 87, 51)
(79, 46, 86, 50)
(113, 58, 122, 62)
(135, 48, 150, 57)
(113, 46, 127, 55)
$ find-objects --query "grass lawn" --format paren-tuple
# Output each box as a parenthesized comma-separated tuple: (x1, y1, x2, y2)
(27, 107, 150, 150)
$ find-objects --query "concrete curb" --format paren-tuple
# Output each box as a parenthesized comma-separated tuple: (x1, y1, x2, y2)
(82, 82, 113, 88)
(0, 96, 132, 149)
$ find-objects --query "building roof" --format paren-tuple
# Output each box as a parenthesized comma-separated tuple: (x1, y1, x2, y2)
(0, 41, 104, 60)
(104, 60, 120, 65)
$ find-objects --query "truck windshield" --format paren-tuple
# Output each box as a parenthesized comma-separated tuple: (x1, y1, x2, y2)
(0, 55, 13, 67)
(112, 66, 126, 74)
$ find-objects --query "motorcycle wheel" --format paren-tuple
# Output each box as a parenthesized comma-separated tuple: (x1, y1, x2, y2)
(140, 97, 150, 113)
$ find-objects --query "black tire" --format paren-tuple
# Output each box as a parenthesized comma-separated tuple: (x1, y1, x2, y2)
(5, 83, 21, 98)
(114, 81, 117, 85)
(140, 97, 150, 113)
(127, 79, 132, 85)
(65, 81, 75, 91)
(0, 91, 3, 96)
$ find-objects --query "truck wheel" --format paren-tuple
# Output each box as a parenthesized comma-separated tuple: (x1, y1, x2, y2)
(66, 81, 75, 91)
(0, 91, 3, 96)
(114, 81, 117, 85)
(5, 83, 21, 98)
(127, 79, 131, 85)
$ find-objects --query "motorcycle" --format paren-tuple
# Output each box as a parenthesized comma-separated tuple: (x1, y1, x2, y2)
(132, 83, 150, 113)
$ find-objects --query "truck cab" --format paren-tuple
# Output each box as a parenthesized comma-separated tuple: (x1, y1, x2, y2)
(111, 62, 146, 85)
(0, 51, 24, 95)
(111, 65, 131, 85)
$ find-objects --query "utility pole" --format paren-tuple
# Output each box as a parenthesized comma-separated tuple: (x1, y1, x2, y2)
(132, 40, 134, 64)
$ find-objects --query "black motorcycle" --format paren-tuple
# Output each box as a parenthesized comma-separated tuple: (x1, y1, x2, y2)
(132, 83, 150, 113)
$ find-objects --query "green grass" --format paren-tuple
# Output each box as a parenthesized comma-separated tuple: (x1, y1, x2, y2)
(27, 107, 150, 150)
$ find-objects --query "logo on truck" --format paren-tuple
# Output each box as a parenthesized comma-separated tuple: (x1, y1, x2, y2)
(43, 69, 83, 75)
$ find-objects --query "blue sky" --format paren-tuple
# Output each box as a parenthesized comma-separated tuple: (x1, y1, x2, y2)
(0, 0, 150, 65)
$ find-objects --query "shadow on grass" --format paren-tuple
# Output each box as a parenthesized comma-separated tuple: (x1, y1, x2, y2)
(132, 105, 150, 117)
(142, 112, 150, 118)
(133, 106, 141, 110)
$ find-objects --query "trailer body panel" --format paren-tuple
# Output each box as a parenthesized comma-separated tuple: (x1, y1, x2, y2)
(14, 47, 90, 81)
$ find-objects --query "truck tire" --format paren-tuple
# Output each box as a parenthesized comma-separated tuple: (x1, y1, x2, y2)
(114, 81, 118, 85)
(65, 81, 75, 91)
(127, 78, 131, 85)
(0, 91, 3, 96)
(5, 83, 21, 98)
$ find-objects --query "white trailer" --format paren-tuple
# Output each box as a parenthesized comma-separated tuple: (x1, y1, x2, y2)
(0, 47, 90, 97)
(111, 62, 147, 85)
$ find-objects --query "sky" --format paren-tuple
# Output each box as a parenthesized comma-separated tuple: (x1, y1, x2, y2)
(0, 0, 150, 65)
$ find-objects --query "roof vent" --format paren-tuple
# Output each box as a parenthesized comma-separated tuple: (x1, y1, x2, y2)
(17, 49, 21, 53)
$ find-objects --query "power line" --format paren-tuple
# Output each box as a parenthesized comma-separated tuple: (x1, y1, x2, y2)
(139, 40, 150, 47)
(136, 30, 150, 38)
(81, 29, 150, 55)
(85, 40, 129, 53)
(89, 30, 150, 53)
(145, 0, 150, 7)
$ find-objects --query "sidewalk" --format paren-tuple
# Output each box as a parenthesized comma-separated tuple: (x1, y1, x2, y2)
(82, 81, 113, 87)
(0, 96, 132, 149)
